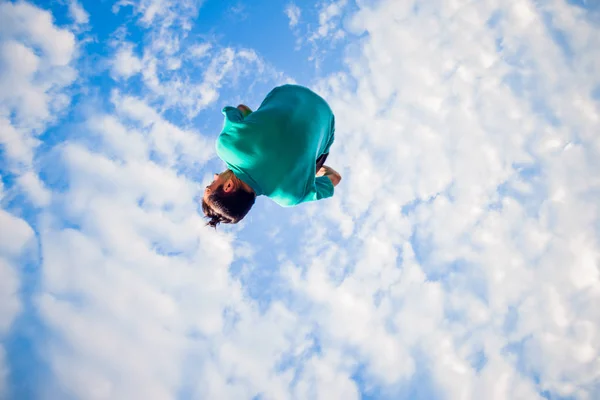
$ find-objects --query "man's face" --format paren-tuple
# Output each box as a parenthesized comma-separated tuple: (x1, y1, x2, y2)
(203, 171, 235, 203)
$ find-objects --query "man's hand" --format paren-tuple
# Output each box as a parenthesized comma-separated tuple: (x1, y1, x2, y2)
(317, 165, 342, 187)
(237, 104, 252, 118)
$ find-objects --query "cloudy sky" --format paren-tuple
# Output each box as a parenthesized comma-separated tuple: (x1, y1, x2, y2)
(1, 0, 599, 399)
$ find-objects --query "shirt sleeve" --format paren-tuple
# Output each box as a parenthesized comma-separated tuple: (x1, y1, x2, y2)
(300, 176, 335, 204)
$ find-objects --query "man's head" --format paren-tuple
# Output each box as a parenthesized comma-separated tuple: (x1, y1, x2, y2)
(201, 170, 256, 228)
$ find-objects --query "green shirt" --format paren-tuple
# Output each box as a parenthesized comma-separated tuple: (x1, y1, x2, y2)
(216, 84, 336, 207)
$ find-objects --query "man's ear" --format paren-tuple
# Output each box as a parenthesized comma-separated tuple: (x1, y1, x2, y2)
(223, 178, 234, 193)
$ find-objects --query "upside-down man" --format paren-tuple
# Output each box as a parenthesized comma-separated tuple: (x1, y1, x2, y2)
(202, 84, 342, 228)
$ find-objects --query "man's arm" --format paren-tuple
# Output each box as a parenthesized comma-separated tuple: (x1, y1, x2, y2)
(317, 165, 342, 187)
(299, 165, 339, 204)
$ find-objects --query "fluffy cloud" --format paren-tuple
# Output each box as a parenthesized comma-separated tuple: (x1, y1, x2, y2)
(68, 0, 89, 25)
(0, 209, 34, 397)
(110, 43, 143, 79)
(0, 1, 77, 170)
(35, 109, 231, 398)
(0, 209, 33, 327)
(296, 0, 600, 397)
(16, 171, 52, 208)
(24, 2, 294, 396)
(34, 90, 318, 397)
(310, 0, 347, 41)
(2, 0, 599, 399)
(285, 3, 301, 28)
(0, 2, 77, 395)
(110, 1, 290, 117)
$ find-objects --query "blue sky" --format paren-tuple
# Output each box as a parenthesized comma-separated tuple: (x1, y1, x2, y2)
(1, 0, 600, 399)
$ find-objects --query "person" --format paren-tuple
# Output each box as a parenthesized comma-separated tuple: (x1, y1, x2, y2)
(202, 84, 342, 228)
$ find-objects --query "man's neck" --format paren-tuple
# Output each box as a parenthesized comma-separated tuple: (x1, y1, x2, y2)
(234, 175, 255, 195)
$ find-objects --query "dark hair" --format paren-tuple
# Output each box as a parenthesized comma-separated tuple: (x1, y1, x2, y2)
(202, 185, 256, 228)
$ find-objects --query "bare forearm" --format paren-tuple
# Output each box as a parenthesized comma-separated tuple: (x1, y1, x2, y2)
(317, 165, 342, 187)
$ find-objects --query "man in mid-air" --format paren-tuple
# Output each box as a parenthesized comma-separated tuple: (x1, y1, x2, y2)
(202, 84, 341, 228)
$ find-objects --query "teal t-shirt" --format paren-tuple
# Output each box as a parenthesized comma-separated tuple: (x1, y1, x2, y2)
(216, 84, 336, 207)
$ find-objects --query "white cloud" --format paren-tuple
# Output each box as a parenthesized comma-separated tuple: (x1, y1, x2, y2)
(114, 0, 199, 26)
(293, 0, 349, 69)
(111, 42, 143, 79)
(105, 90, 213, 166)
(68, 0, 89, 25)
(5, 0, 599, 398)
(17, 171, 52, 207)
(27, 37, 295, 400)
(295, 0, 600, 397)
(0, 1, 77, 190)
(285, 3, 301, 28)
(0, 257, 21, 336)
(189, 42, 212, 58)
(137, 44, 288, 117)
(293, 350, 360, 399)
(36, 135, 321, 397)
(0, 206, 36, 263)
(27, 65, 238, 396)
(0, 347, 6, 397)
(0, 2, 76, 66)
(0, 3, 77, 392)
(310, 0, 347, 41)
(36, 140, 233, 397)
(0, 209, 35, 398)
(109, 0, 290, 117)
